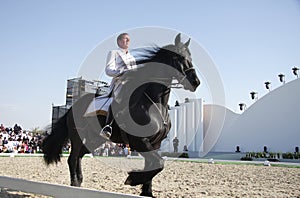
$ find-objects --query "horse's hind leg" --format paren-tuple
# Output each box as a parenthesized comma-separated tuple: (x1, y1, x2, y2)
(68, 139, 83, 187)
(76, 146, 89, 186)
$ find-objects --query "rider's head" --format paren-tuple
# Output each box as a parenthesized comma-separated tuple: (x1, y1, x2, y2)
(117, 33, 130, 51)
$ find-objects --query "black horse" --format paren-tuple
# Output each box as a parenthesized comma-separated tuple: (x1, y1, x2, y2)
(42, 33, 200, 197)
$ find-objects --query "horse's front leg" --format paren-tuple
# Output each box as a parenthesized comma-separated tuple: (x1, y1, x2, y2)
(143, 150, 164, 172)
(125, 150, 164, 186)
(141, 180, 154, 197)
(139, 155, 155, 197)
(125, 150, 163, 197)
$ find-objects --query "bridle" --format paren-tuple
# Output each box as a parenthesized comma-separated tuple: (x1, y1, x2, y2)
(170, 50, 195, 88)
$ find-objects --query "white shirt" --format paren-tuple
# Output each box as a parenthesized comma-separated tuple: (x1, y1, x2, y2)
(105, 48, 136, 78)
(85, 49, 136, 115)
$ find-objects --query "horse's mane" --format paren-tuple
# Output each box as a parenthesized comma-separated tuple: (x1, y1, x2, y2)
(132, 44, 177, 66)
(116, 45, 176, 102)
(132, 46, 161, 65)
(118, 45, 182, 88)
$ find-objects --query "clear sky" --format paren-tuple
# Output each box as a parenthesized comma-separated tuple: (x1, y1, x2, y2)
(0, 0, 300, 130)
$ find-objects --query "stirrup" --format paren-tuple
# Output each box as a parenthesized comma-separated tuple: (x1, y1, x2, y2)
(100, 125, 112, 140)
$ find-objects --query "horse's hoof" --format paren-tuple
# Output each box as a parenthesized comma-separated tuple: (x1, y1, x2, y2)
(71, 183, 80, 187)
(124, 175, 134, 186)
(124, 176, 132, 185)
(70, 180, 80, 187)
(140, 192, 155, 198)
(124, 171, 144, 186)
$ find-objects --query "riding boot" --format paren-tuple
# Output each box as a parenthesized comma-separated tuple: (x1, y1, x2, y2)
(100, 105, 113, 140)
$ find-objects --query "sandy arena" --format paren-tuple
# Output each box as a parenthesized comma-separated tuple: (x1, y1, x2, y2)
(0, 156, 299, 197)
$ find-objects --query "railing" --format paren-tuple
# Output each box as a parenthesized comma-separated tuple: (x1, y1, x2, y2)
(0, 176, 142, 198)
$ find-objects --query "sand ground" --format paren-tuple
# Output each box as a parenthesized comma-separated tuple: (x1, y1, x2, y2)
(0, 156, 299, 197)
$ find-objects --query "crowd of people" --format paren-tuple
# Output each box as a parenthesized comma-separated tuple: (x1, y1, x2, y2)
(0, 123, 136, 157)
(93, 142, 138, 157)
(0, 123, 44, 154)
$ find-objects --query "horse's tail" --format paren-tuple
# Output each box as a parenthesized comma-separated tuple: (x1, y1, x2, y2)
(43, 110, 69, 165)
(43, 93, 98, 165)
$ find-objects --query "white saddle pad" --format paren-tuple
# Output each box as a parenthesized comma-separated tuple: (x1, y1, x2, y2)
(84, 95, 112, 117)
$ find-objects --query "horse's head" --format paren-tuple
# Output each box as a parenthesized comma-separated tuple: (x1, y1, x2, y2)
(163, 33, 200, 92)
(131, 33, 200, 92)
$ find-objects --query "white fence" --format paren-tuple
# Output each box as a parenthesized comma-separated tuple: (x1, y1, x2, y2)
(0, 176, 143, 198)
(0, 154, 145, 197)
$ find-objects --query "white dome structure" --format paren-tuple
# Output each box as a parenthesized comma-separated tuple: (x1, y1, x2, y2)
(162, 78, 300, 156)
(207, 78, 300, 153)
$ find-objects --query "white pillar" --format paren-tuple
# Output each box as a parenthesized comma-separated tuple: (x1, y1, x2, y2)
(181, 101, 195, 152)
(167, 108, 177, 152)
(191, 99, 204, 155)
(174, 105, 186, 152)
(161, 107, 178, 152)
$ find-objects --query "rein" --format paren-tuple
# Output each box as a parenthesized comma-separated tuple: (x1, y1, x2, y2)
(143, 92, 169, 126)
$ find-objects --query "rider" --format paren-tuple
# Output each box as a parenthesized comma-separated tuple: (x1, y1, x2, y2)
(100, 33, 137, 139)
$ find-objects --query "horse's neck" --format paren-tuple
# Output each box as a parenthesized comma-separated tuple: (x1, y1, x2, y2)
(142, 64, 172, 107)
(145, 84, 170, 107)
(127, 61, 173, 107)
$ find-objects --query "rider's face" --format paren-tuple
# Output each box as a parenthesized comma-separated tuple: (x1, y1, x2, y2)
(118, 35, 130, 50)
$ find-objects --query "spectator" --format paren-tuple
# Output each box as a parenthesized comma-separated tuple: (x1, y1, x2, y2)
(0, 124, 5, 131)
(13, 124, 22, 135)
(2, 137, 8, 145)
(183, 145, 188, 152)
(173, 137, 179, 153)
(124, 146, 129, 156)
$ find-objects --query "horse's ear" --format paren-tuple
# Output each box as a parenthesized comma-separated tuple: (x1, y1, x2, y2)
(184, 38, 191, 47)
(175, 33, 181, 46)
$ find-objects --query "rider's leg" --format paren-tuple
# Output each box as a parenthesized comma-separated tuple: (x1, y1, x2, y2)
(99, 105, 113, 139)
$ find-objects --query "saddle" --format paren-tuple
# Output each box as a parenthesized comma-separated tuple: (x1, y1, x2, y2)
(84, 95, 112, 117)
